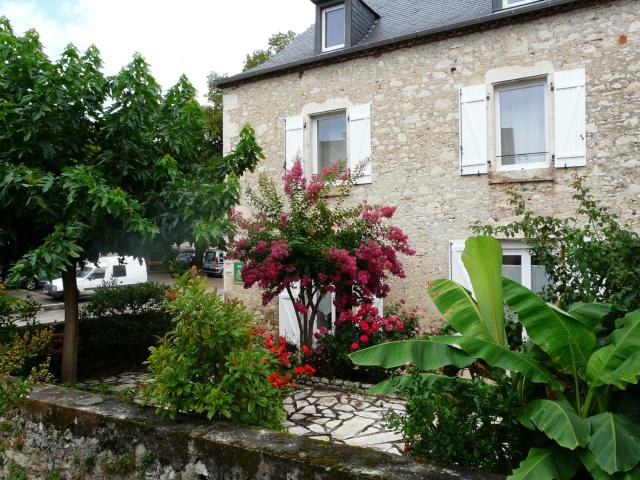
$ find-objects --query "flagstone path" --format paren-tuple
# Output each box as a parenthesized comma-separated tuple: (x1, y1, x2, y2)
(77, 371, 406, 455)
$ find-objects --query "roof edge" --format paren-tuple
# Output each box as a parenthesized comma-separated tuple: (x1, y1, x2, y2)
(216, 0, 587, 89)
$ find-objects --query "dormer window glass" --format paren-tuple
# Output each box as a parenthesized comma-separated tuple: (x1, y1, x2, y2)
(502, 0, 539, 8)
(322, 4, 345, 52)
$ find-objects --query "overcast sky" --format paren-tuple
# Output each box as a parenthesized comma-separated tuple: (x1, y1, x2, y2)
(1, 0, 315, 102)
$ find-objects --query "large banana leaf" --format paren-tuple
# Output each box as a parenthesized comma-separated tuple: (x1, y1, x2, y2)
(509, 447, 581, 480)
(588, 412, 640, 475)
(503, 278, 597, 379)
(366, 372, 466, 396)
(435, 335, 561, 389)
(461, 236, 506, 346)
(578, 449, 640, 480)
(519, 399, 590, 450)
(349, 339, 474, 370)
(568, 303, 614, 329)
(587, 310, 640, 389)
(428, 279, 487, 340)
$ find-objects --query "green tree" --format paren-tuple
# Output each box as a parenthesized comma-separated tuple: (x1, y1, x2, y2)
(0, 18, 262, 382)
(243, 31, 297, 71)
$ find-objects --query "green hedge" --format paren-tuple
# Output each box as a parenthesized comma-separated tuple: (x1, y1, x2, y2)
(53, 283, 171, 379)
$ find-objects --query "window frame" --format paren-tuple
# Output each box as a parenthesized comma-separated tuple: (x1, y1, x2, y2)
(494, 77, 550, 172)
(322, 4, 346, 52)
(311, 109, 349, 175)
(112, 264, 127, 278)
(502, 0, 539, 8)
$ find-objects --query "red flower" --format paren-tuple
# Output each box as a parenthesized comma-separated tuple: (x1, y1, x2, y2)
(359, 335, 369, 344)
(351, 342, 360, 351)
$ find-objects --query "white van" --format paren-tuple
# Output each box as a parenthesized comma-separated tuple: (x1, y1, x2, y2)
(44, 256, 148, 299)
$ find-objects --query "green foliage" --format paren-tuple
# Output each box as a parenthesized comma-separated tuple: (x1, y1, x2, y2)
(0, 16, 263, 380)
(45, 469, 64, 480)
(351, 236, 640, 478)
(65, 283, 171, 378)
(6, 461, 28, 480)
(472, 176, 640, 315)
(138, 451, 155, 475)
(143, 272, 285, 429)
(243, 31, 297, 71)
(386, 375, 527, 474)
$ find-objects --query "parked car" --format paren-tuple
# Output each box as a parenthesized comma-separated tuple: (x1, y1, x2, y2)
(21, 274, 49, 291)
(44, 256, 148, 299)
(175, 252, 195, 267)
(202, 250, 224, 277)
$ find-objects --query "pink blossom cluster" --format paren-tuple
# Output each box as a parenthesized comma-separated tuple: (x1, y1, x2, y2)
(238, 239, 292, 305)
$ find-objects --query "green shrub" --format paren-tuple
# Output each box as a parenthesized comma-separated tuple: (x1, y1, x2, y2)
(54, 283, 171, 378)
(45, 469, 64, 480)
(387, 374, 528, 474)
(6, 461, 28, 480)
(143, 272, 285, 429)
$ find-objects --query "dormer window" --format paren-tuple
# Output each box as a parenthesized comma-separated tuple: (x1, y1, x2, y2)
(502, 0, 539, 8)
(322, 4, 345, 52)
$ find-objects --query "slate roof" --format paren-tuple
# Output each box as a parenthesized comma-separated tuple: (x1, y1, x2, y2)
(217, 0, 584, 87)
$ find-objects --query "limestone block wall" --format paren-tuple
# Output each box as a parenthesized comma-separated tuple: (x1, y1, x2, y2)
(222, 0, 640, 328)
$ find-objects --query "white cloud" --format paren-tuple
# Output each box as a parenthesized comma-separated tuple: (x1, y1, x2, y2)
(1, 0, 315, 101)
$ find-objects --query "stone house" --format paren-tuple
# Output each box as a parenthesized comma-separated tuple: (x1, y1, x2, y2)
(217, 0, 640, 340)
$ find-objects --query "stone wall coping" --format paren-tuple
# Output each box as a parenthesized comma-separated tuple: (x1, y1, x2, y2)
(20, 383, 503, 479)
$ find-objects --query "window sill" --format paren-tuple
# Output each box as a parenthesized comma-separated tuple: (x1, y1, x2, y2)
(488, 168, 556, 185)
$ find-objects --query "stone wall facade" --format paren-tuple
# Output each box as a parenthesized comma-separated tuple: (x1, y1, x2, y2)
(222, 0, 640, 329)
(0, 384, 495, 480)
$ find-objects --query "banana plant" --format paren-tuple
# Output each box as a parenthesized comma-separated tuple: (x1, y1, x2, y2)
(350, 236, 640, 479)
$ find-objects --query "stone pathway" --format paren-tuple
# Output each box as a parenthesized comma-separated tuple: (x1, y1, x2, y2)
(77, 372, 406, 455)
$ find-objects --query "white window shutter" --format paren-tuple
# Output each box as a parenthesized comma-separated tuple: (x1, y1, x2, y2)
(279, 286, 300, 344)
(449, 240, 474, 293)
(285, 115, 304, 170)
(459, 85, 488, 175)
(348, 103, 372, 184)
(554, 68, 586, 168)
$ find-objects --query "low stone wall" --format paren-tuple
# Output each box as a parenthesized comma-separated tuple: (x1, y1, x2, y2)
(1, 384, 500, 479)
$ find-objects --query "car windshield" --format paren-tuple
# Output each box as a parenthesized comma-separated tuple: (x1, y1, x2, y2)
(77, 266, 94, 278)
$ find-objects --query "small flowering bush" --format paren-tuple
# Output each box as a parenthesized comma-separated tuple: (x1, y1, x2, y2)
(308, 303, 420, 383)
(144, 270, 295, 429)
(229, 159, 415, 349)
(257, 330, 315, 390)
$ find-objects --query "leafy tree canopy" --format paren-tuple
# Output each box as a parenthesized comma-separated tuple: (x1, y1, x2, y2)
(243, 31, 297, 71)
(0, 17, 263, 380)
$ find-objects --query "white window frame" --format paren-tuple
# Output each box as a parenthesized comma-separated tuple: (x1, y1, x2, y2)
(322, 4, 346, 52)
(494, 77, 550, 172)
(502, 0, 539, 8)
(311, 110, 348, 175)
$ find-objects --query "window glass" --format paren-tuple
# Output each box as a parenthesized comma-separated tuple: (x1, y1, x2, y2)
(324, 5, 345, 49)
(502, 255, 523, 284)
(317, 294, 333, 331)
(112, 265, 127, 278)
(205, 252, 216, 261)
(77, 266, 94, 278)
(316, 113, 347, 172)
(498, 83, 546, 166)
(504, 0, 539, 6)
(90, 268, 106, 280)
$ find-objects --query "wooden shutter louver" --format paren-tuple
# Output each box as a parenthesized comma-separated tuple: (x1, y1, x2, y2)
(554, 68, 586, 168)
(284, 115, 304, 170)
(348, 103, 372, 184)
(459, 84, 489, 175)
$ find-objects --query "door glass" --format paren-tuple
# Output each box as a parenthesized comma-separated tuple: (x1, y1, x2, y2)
(316, 113, 347, 172)
(531, 263, 551, 294)
(502, 255, 523, 284)
(317, 294, 333, 331)
(112, 265, 126, 278)
(498, 83, 546, 166)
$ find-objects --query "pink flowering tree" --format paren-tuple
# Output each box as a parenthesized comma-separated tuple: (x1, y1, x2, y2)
(228, 160, 415, 349)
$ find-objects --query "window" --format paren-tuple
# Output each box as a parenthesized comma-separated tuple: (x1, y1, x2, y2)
(112, 265, 127, 278)
(322, 4, 345, 52)
(495, 80, 548, 170)
(502, 0, 540, 8)
(313, 111, 348, 174)
(89, 268, 106, 281)
(450, 240, 550, 293)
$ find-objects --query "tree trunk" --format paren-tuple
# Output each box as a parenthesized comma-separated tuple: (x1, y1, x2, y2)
(60, 266, 79, 383)
(194, 244, 205, 270)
